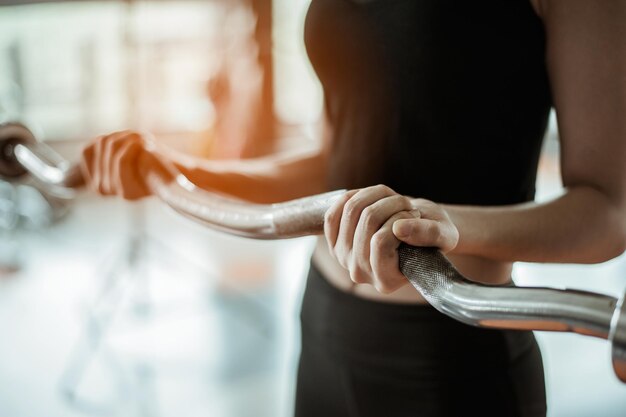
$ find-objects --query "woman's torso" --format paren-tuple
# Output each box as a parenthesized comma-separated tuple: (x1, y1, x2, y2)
(305, 0, 552, 303)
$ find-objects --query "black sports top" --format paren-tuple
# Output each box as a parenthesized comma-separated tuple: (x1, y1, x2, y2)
(304, 0, 552, 205)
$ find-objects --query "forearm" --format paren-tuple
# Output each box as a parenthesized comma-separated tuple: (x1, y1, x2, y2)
(169, 146, 327, 204)
(444, 186, 626, 264)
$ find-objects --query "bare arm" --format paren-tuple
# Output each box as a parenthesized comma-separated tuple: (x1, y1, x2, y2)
(443, 0, 626, 264)
(170, 144, 327, 203)
(82, 121, 330, 204)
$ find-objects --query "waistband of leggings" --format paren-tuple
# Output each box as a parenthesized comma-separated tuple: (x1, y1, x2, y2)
(301, 261, 535, 359)
(302, 261, 451, 324)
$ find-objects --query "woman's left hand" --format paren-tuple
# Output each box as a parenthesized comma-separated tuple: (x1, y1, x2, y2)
(324, 185, 459, 293)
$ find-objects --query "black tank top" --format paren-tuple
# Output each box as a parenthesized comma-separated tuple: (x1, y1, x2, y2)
(305, 0, 552, 205)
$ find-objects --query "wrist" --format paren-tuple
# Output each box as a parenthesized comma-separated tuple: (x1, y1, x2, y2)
(441, 204, 479, 256)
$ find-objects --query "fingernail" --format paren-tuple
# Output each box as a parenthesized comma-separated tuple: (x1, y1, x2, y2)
(393, 221, 411, 238)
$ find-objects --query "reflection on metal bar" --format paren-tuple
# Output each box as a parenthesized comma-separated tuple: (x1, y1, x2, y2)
(1, 121, 625, 383)
(145, 170, 346, 240)
(398, 246, 618, 338)
(14, 143, 83, 189)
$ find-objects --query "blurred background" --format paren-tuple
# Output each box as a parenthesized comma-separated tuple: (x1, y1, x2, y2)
(0, 1, 624, 416)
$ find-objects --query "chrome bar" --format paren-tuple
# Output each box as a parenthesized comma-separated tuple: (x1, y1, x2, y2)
(398, 246, 617, 338)
(144, 170, 346, 239)
(14, 143, 84, 189)
(1, 121, 625, 382)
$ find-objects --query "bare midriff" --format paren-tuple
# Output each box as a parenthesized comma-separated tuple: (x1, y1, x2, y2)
(311, 237, 513, 304)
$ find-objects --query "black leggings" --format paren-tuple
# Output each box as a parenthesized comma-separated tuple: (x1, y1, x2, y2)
(294, 263, 547, 417)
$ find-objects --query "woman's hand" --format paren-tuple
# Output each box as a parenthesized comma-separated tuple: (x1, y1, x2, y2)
(81, 130, 173, 200)
(324, 185, 459, 293)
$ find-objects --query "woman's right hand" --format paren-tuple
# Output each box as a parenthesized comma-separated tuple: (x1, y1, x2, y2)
(81, 130, 173, 200)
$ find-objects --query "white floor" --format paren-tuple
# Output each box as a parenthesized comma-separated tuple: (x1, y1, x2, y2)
(0, 158, 625, 417)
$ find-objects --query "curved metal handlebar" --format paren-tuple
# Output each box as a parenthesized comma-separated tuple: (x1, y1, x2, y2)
(1, 121, 625, 382)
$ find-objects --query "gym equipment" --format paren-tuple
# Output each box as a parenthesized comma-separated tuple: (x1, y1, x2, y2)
(2, 121, 625, 383)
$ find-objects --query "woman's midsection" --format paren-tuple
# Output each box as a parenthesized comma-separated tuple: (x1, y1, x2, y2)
(311, 237, 513, 304)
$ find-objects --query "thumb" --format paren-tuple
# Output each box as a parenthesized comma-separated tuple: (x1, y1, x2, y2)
(137, 149, 176, 189)
(392, 216, 458, 252)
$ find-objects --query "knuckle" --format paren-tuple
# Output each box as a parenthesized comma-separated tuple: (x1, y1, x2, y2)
(390, 194, 405, 205)
(374, 184, 392, 194)
(350, 267, 367, 284)
(347, 257, 359, 272)
(370, 232, 385, 251)
(376, 273, 405, 294)
(360, 206, 377, 229)
(371, 231, 391, 253)
(125, 131, 142, 143)
(343, 200, 359, 219)
(354, 251, 370, 271)
(374, 280, 393, 294)
(335, 251, 349, 269)
(338, 192, 352, 205)
(399, 196, 413, 210)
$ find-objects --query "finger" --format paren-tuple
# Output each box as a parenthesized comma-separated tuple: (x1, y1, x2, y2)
(113, 140, 149, 200)
(353, 195, 414, 276)
(370, 211, 414, 293)
(334, 185, 395, 266)
(411, 198, 446, 220)
(80, 141, 97, 189)
(392, 216, 458, 252)
(106, 131, 140, 195)
(323, 190, 358, 259)
(94, 135, 111, 195)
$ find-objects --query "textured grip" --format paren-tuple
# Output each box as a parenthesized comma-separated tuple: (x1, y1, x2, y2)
(398, 244, 464, 308)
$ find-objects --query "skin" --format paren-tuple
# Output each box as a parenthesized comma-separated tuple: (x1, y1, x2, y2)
(82, 0, 626, 304)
